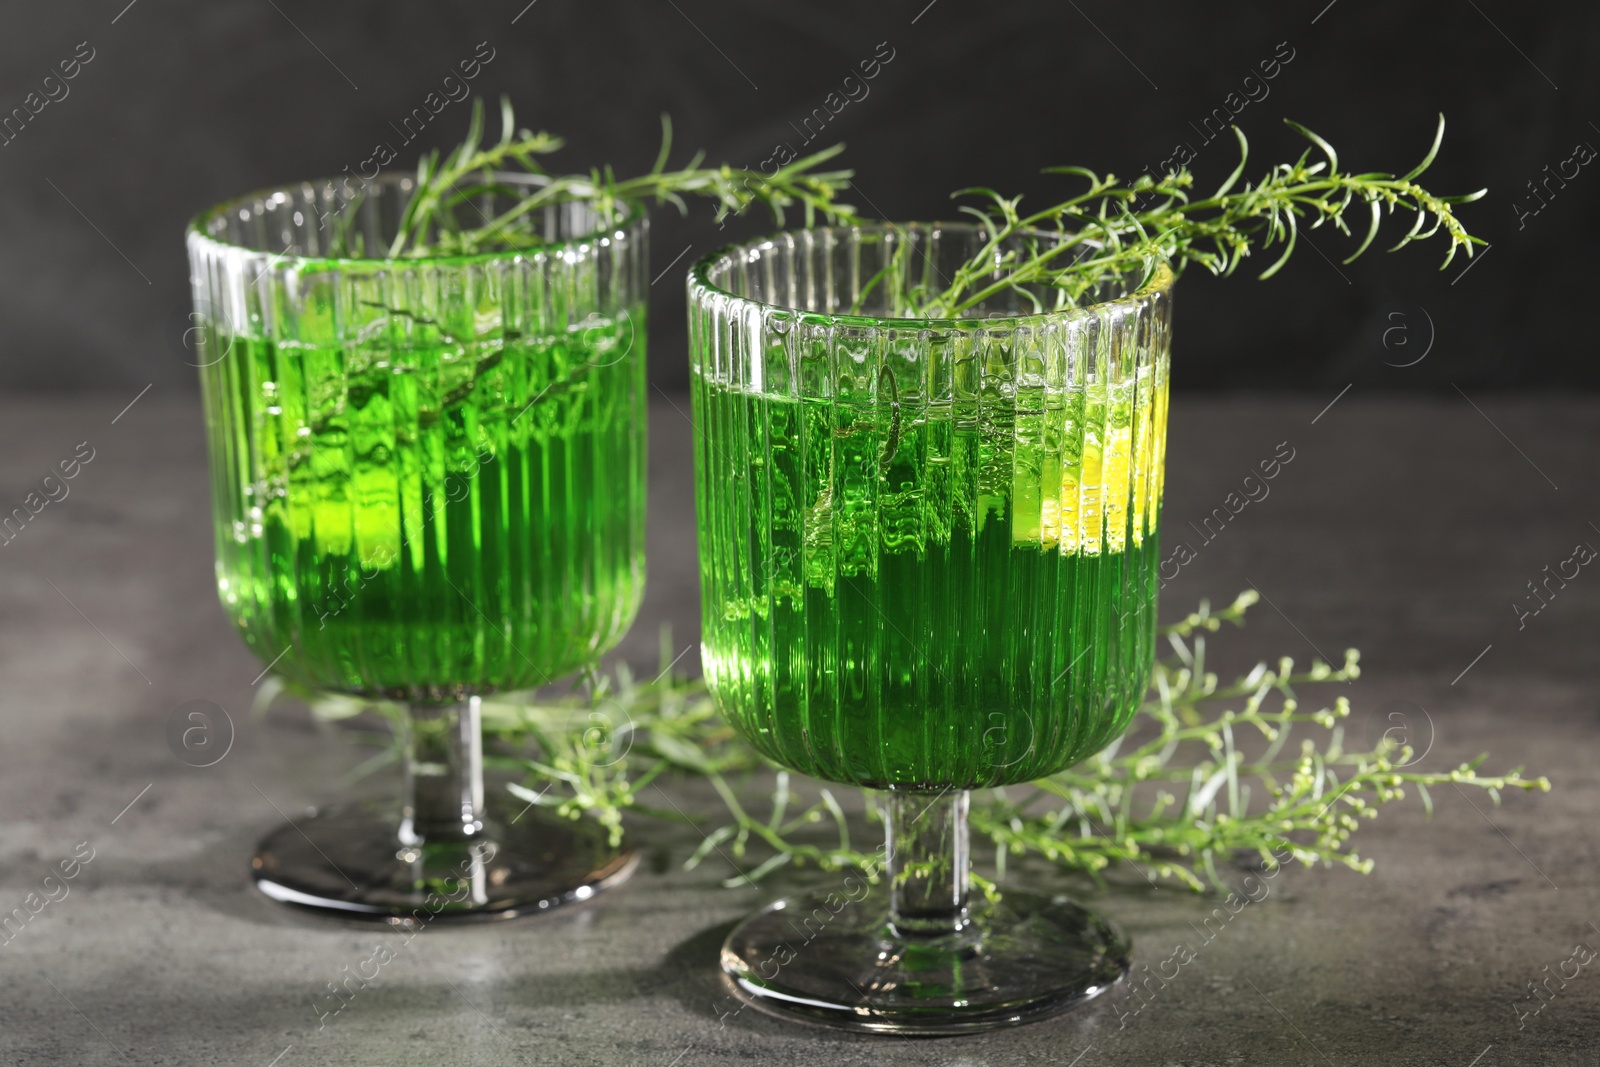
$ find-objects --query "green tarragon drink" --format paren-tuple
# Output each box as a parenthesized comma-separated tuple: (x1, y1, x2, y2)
(693, 353, 1167, 789)
(190, 159, 654, 921)
(203, 311, 645, 701)
(692, 225, 1173, 1032)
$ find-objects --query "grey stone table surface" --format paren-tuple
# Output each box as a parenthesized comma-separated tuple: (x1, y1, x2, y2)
(1, 391, 1597, 1066)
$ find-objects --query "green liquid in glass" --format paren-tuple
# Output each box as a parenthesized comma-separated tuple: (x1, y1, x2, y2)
(693, 373, 1164, 789)
(202, 311, 646, 701)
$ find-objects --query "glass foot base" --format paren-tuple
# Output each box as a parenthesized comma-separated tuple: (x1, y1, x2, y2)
(721, 888, 1129, 1034)
(251, 802, 637, 922)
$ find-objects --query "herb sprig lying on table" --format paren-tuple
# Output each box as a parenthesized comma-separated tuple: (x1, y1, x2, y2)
(268, 591, 1548, 894)
(326, 98, 859, 259)
(871, 115, 1486, 317)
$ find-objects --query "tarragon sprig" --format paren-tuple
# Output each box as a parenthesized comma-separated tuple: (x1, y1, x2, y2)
(975, 592, 1546, 891)
(325, 97, 858, 259)
(270, 591, 1548, 894)
(908, 115, 1485, 317)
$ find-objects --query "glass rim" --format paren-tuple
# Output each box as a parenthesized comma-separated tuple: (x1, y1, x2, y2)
(185, 170, 647, 271)
(687, 220, 1175, 331)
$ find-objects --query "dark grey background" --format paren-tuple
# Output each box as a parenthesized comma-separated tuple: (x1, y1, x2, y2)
(0, 0, 1591, 393)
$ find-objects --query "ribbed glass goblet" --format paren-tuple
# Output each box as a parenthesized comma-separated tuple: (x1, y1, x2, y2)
(188, 173, 647, 919)
(688, 222, 1172, 1031)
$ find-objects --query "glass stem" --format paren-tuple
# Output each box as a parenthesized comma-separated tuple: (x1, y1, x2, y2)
(885, 789, 970, 937)
(400, 697, 485, 846)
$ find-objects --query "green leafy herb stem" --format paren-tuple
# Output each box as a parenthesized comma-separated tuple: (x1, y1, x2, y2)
(903, 116, 1485, 317)
(326, 98, 859, 259)
(274, 592, 1548, 894)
